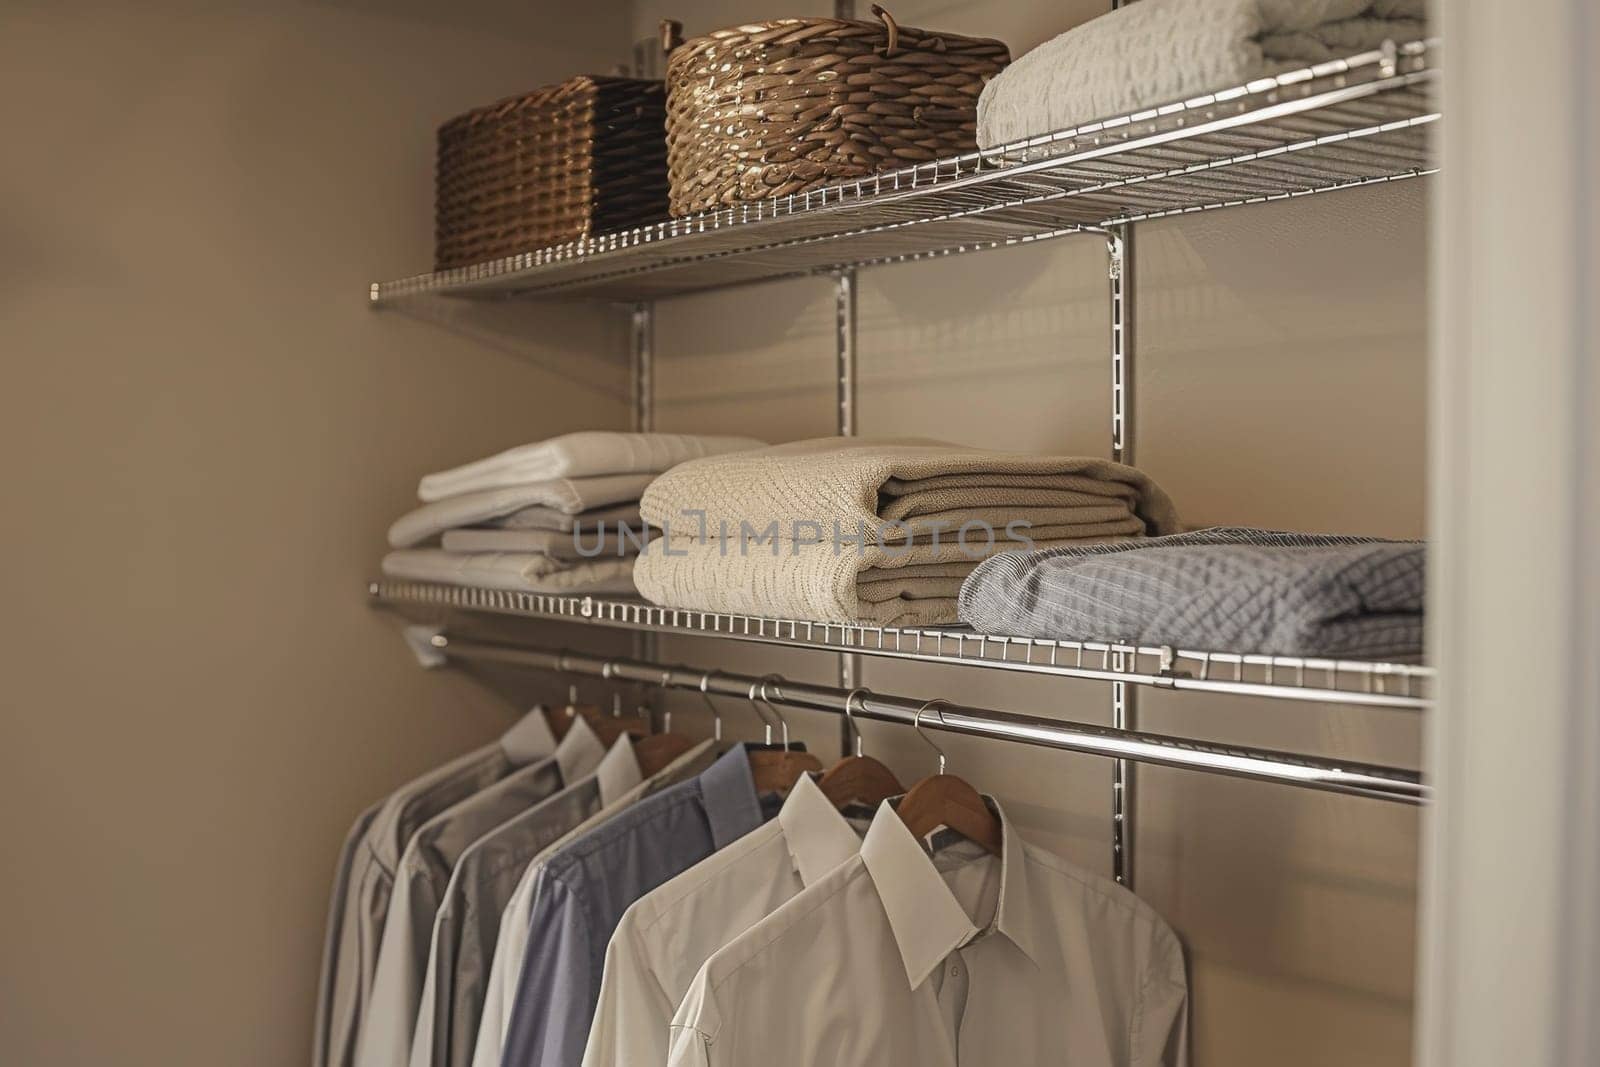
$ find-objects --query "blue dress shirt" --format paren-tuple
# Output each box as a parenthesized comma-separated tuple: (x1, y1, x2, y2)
(500, 744, 774, 1067)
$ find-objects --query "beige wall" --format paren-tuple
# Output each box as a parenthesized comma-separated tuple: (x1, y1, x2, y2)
(0, 3, 632, 1064)
(1, 2, 1427, 1064)
(637, 2, 1427, 1065)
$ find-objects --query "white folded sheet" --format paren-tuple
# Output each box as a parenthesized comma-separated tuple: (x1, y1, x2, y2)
(976, 0, 1428, 147)
(440, 527, 649, 559)
(381, 550, 637, 595)
(417, 432, 764, 503)
(387, 474, 654, 549)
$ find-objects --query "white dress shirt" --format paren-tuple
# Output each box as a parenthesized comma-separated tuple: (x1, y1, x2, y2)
(469, 740, 716, 1067)
(582, 772, 866, 1067)
(667, 798, 1189, 1067)
(355, 718, 605, 1067)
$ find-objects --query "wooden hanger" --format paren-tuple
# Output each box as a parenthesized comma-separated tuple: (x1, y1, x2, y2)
(894, 700, 1002, 856)
(747, 677, 823, 794)
(633, 732, 696, 777)
(819, 688, 904, 809)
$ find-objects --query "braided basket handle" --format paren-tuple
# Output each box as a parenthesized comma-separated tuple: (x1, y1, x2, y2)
(869, 4, 900, 57)
(660, 19, 684, 54)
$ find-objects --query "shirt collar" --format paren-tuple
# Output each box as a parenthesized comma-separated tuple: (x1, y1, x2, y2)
(552, 716, 605, 783)
(595, 737, 642, 806)
(860, 795, 1038, 989)
(698, 744, 764, 849)
(499, 707, 557, 765)
(777, 773, 863, 887)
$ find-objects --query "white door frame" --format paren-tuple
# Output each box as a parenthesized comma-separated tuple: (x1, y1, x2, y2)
(1419, 1, 1599, 1065)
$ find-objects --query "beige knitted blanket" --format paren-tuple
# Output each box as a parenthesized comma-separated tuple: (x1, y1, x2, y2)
(633, 437, 1180, 625)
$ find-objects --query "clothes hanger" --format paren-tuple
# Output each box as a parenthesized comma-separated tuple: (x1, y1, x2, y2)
(744, 676, 823, 795)
(632, 668, 696, 776)
(818, 687, 904, 810)
(894, 699, 1003, 856)
(544, 654, 603, 740)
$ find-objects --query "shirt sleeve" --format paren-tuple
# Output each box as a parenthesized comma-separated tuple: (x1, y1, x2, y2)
(1131, 925, 1190, 1067)
(355, 867, 434, 1067)
(501, 874, 594, 1067)
(581, 904, 678, 1067)
(665, 961, 725, 1067)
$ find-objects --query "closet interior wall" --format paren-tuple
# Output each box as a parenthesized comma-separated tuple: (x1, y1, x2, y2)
(0, 5, 634, 1067)
(626, 2, 1429, 1065)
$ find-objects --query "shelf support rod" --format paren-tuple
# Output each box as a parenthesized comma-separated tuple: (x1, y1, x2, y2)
(1107, 224, 1136, 888)
(424, 634, 1428, 805)
(835, 267, 860, 757)
(630, 301, 657, 719)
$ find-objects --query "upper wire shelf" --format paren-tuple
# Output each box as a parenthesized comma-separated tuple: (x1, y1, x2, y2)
(370, 40, 1436, 304)
(368, 580, 1432, 710)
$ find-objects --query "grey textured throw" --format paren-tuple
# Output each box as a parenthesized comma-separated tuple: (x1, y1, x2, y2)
(957, 527, 1425, 659)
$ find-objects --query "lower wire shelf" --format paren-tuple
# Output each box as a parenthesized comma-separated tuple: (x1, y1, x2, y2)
(368, 580, 1432, 711)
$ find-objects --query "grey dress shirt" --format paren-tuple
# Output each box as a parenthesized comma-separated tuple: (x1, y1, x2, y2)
(323, 711, 559, 1067)
(500, 743, 774, 1067)
(407, 737, 644, 1067)
(355, 719, 604, 1067)
(314, 799, 382, 1067)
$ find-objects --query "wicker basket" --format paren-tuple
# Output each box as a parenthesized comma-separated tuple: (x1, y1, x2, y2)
(434, 76, 668, 270)
(662, 6, 1009, 216)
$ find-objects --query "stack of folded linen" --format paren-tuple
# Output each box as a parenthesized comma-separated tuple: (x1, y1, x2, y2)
(958, 526, 1426, 658)
(632, 437, 1181, 627)
(382, 432, 764, 595)
(975, 0, 1428, 147)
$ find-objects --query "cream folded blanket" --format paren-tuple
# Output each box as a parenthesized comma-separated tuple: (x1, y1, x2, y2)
(381, 550, 637, 595)
(976, 0, 1428, 147)
(417, 432, 764, 503)
(633, 437, 1179, 625)
(387, 475, 653, 549)
(486, 501, 644, 535)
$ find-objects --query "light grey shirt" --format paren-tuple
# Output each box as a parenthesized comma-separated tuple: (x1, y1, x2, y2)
(355, 718, 603, 1067)
(322, 711, 559, 1067)
(314, 798, 382, 1067)
(668, 798, 1190, 1067)
(583, 772, 865, 1067)
(408, 737, 644, 1067)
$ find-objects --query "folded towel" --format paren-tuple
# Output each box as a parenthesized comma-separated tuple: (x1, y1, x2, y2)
(958, 527, 1425, 658)
(638, 437, 1180, 540)
(441, 527, 650, 559)
(387, 475, 654, 549)
(485, 501, 643, 535)
(633, 437, 1179, 626)
(976, 0, 1428, 147)
(381, 550, 638, 595)
(634, 533, 1129, 627)
(417, 432, 764, 503)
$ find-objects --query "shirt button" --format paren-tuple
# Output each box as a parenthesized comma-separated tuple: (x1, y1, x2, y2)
(950, 964, 961, 977)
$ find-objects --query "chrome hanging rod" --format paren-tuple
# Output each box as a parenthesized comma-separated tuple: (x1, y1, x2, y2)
(428, 634, 1427, 806)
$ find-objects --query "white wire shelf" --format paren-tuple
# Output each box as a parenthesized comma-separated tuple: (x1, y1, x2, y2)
(368, 580, 1433, 710)
(370, 40, 1435, 304)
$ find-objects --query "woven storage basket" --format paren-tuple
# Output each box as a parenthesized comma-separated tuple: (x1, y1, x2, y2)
(662, 6, 1009, 215)
(434, 76, 668, 270)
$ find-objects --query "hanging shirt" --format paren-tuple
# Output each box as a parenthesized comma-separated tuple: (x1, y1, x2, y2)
(355, 718, 606, 1067)
(582, 772, 866, 1067)
(499, 744, 775, 1067)
(470, 741, 716, 1067)
(313, 798, 382, 1067)
(322, 710, 559, 1067)
(407, 737, 645, 1067)
(666, 798, 1190, 1067)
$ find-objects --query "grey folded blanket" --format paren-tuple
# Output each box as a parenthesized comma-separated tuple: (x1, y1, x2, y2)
(958, 527, 1424, 659)
(976, 0, 1428, 147)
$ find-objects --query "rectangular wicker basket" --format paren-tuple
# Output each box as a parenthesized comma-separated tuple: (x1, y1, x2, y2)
(434, 76, 668, 270)
(663, 6, 1009, 216)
